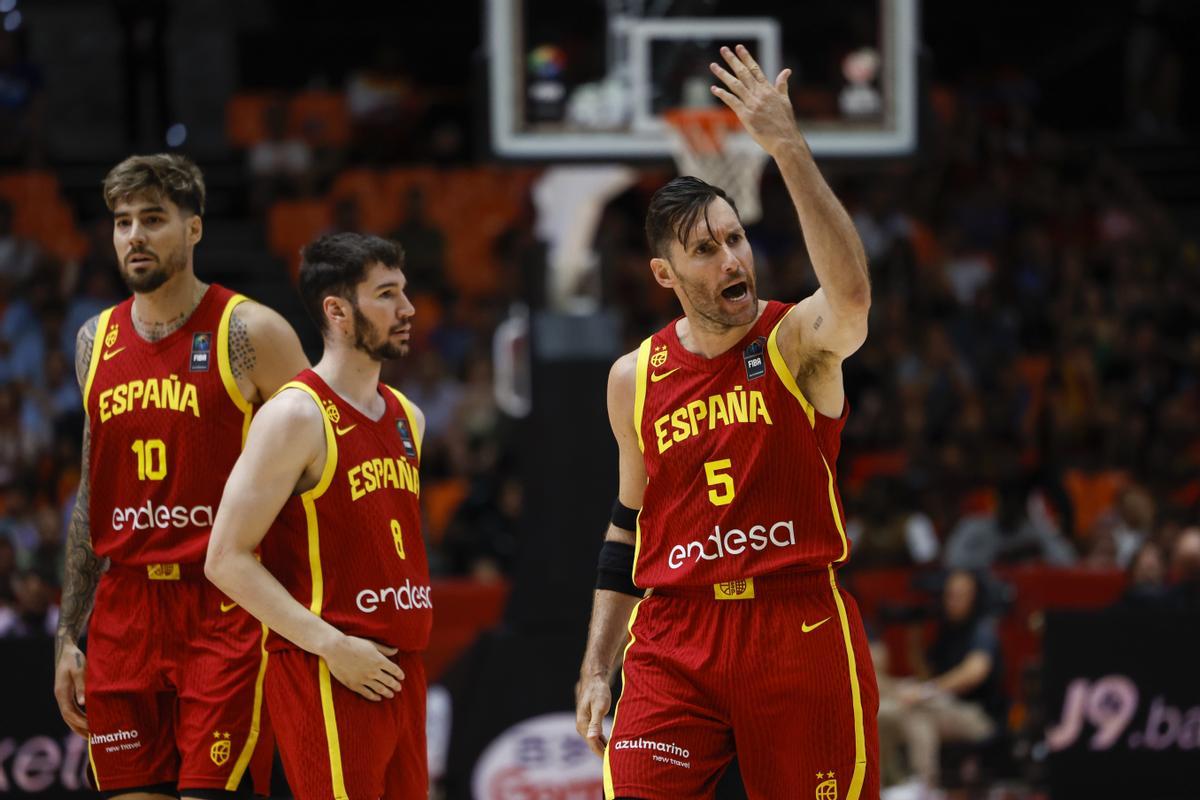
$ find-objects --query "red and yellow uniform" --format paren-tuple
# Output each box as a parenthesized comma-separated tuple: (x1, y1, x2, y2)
(260, 369, 430, 800)
(83, 284, 272, 794)
(605, 300, 879, 799)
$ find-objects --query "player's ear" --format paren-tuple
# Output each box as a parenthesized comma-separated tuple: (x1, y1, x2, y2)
(187, 214, 203, 247)
(322, 294, 351, 331)
(650, 257, 675, 289)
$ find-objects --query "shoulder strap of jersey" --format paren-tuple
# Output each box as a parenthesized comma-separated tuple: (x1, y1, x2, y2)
(273, 379, 339, 503)
(382, 385, 423, 460)
(765, 303, 816, 429)
(216, 293, 253, 444)
(82, 306, 118, 416)
(631, 337, 653, 454)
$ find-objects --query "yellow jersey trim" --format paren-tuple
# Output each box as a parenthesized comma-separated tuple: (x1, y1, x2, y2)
(602, 596, 647, 799)
(629, 338, 652, 585)
(828, 565, 867, 798)
(275, 381, 338, 614)
(317, 658, 349, 799)
(87, 741, 101, 790)
(217, 294, 254, 446)
(631, 338, 652, 454)
(224, 623, 270, 790)
(82, 307, 115, 417)
(765, 305, 816, 429)
(384, 385, 423, 461)
(822, 452, 851, 563)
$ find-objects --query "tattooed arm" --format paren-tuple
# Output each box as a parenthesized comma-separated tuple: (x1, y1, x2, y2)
(54, 316, 107, 738)
(229, 301, 309, 404)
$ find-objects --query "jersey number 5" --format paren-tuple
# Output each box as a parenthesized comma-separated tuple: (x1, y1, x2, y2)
(704, 458, 735, 506)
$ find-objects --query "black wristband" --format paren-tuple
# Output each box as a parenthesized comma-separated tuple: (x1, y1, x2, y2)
(611, 499, 639, 532)
(596, 540, 642, 597)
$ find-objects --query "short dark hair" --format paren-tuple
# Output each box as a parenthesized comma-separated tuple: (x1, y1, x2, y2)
(299, 233, 406, 334)
(644, 176, 740, 259)
(102, 153, 206, 217)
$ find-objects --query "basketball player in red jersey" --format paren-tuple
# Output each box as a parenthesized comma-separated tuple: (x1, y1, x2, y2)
(575, 46, 880, 799)
(205, 233, 430, 800)
(51, 154, 309, 798)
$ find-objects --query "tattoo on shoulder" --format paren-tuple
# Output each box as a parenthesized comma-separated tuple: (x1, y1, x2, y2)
(230, 306, 257, 380)
(813, 315, 824, 331)
(74, 316, 99, 388)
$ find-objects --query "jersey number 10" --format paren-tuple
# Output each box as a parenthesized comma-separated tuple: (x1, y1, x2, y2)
(131, 439, 168, 480)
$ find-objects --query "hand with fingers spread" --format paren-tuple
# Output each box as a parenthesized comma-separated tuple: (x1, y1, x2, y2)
(322, 634, 406, 701)
(709, 44, 801, 157)
(574, 674, 612, 756)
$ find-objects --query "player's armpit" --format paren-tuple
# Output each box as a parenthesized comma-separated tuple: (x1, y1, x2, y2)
(232, 301, 309, 404)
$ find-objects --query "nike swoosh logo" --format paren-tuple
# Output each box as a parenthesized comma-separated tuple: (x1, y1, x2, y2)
(102, 347, 125, 361)
(801, 617, 831, 633)
(650, 367, 681, 383)
(336, 424, 357, 436)
(219, 601, 238, 613)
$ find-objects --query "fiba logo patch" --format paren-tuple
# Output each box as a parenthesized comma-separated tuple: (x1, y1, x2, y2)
(650, 345, 669, 368)
(104, 324, 119, 348)
(190, 332, 212, 372)
(815, 771, 837, 799)
(210, 731, 232, 766)
(323, 399, 341, 424)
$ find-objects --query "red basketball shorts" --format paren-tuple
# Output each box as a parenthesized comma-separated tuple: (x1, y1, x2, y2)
(603, 567, 879, 800)
(85, 562, 273, 794)
(265, 648, 427, 800)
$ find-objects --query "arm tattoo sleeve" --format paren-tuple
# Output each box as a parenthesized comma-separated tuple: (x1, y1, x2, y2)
(229, 307, 257, 381)
(57, 318, 107, 661)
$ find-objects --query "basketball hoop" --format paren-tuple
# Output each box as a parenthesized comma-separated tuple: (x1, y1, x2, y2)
(663, 107, 769, 224)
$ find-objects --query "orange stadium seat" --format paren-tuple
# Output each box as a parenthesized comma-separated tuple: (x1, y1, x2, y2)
(225, 92, 275, 149)
(267, 199, 332, 278)
(288, 91, 350, 147)
(0, 170, 61, 206)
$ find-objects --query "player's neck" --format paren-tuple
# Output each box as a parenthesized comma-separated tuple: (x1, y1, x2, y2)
(313, 350, 385, 421)
(130, 271, 207, 343)
(677, 300, 766, 359)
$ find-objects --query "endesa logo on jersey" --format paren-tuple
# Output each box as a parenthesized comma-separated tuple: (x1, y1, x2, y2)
(111, 501, 214, 532)
(667, 519, 796, 570)
(356, 579, 433, 613)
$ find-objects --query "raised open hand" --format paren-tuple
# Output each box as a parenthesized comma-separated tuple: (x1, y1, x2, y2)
(709, 44, 800, 157)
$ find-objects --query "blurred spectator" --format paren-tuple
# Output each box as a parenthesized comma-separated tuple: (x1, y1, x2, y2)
(440, 474, 522, 580)
(1103, 485, 1157, 567)
(0, 568, 58, 637)
(248, 99, 315, 210)
(347, 45, 424, 163)
(0, 484, 38, 567)
(1167, 527, 1200, 612)
(0, 27, 45, 164)
(0, 198, 41, 283)
(388, 187, 447, 296)
(878, 570, 1004, 791)
(943, 481, 1076, 570)
(1115, 539, 1169, 610)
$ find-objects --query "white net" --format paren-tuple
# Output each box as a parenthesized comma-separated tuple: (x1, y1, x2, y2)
(664, 113, 770, 224)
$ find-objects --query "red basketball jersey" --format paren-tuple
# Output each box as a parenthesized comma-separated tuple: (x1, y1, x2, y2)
(632, 300, 852, 589)
(84, 284, 254, 565)
(261, 370, 431, 654)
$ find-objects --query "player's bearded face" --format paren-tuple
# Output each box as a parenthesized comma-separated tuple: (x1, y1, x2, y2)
(113, 194, 192, 294)
(351, 301, 409, 361)
(670, 199, 757, 330)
